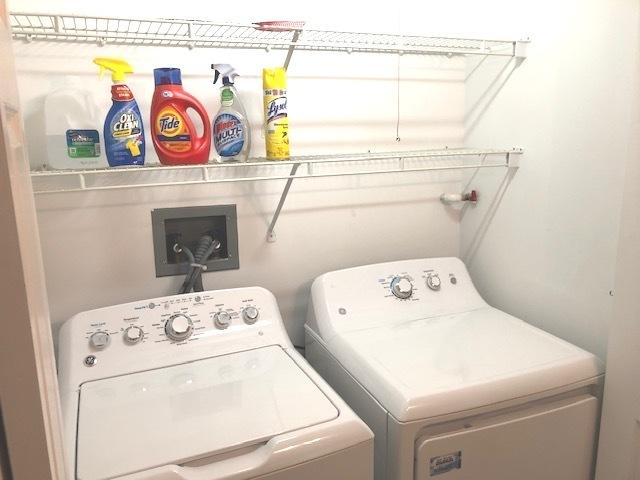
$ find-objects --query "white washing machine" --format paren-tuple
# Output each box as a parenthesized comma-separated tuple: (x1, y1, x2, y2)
(305, 257, 604, 480)
(57, 287, 373, 480)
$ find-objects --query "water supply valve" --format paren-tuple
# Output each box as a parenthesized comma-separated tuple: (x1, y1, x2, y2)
(440, 190, 478, 205)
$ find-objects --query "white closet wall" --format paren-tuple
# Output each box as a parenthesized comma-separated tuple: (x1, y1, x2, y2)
(11, 0, 466, 345)
(10, 0, 631, 360)
(459, 0, 636, 360)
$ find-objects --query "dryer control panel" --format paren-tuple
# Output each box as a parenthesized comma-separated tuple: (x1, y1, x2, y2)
(308, 257, 489, 336)
(57, 287, 289, 387)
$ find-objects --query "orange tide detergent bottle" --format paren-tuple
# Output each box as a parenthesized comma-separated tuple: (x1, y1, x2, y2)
(151, 68, 211, 164)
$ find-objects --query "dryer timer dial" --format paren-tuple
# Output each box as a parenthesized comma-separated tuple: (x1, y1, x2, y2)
(390, 276, 413, 299)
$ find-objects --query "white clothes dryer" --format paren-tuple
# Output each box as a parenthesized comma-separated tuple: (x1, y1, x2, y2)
(58, 287, 373, 480)
(305, 257, 604, 480)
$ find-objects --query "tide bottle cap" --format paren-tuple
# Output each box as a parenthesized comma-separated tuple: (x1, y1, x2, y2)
(154, 68, 182, 86)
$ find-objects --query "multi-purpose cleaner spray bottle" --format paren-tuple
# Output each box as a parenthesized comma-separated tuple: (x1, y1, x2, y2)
(94, 58, 145, 166)
(212, 64, 250, 162)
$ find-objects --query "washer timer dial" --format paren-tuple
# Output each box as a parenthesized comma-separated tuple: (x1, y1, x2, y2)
(165, 314, 194, 341)
(390, 276, 413, 299)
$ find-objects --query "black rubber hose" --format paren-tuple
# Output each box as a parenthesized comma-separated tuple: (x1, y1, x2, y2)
(184, 235, 218, 294)
(193, 238, 221, 292)
(177, 245, 196, 295)
(180, 236, 212, 294)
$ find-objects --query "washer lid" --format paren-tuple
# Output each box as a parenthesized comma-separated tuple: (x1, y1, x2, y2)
(76, 346, 338, 480)
(326, 307, 603, 422)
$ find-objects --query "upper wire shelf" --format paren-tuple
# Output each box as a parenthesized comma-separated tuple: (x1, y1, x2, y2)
(30, 148, 523, 195)
(10, 12, 528, 57)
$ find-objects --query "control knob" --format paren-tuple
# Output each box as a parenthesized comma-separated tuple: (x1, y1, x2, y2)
(242, 306, 260, 325)
(89, 331, 111, 350)
(214, 311, 232, 330)
(390, 276, 413, 299)
(427, 274, 441, 291)
(123, 326, 144, 344)
(165, 314, 194, 341)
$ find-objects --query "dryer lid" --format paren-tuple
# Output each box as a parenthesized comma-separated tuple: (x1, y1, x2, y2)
(326, 307, 603, 422)
(75, 346, 338, 480)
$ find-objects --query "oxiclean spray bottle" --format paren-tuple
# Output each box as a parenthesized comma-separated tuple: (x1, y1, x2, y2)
(94, 58, 145, 167)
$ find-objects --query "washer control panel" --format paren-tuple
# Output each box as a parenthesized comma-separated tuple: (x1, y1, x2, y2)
(61, 288, 278, 363)
(58, 287, 288, 395)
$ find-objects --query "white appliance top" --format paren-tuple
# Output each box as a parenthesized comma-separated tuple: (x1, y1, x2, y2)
(307, 257, 604, 422)
(57, 288, 372, 480)
(76, 346, 338, 480)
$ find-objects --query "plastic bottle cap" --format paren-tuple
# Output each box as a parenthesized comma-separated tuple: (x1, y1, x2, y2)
(154, 68, 183, 86)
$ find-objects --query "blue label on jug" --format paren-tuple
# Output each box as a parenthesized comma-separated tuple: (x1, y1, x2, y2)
(66, 129, 100, 158)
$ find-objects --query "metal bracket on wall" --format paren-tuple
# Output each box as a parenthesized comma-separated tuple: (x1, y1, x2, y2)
(265, 29, 300, 242)
(283, 30, 301, 70)
(266, 164, 299, 243)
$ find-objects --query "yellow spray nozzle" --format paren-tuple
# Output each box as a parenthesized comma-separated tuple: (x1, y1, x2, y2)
(93, 57, 133, 83)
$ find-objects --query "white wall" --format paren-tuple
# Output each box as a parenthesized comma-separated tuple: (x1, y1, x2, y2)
(459, 0, 637, 360)
(595, 5, 640, 477)
(11, 0, 470, 345)
(12, 0, 632, 359)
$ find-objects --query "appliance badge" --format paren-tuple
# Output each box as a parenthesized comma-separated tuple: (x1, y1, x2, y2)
(430, 451, 462, 476)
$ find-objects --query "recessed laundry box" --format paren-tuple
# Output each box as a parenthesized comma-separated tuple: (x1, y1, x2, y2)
(57, 287, 373, 480)
(305, 257, 604, 480)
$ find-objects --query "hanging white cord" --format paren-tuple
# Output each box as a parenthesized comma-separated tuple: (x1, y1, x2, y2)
(396, 12, 402, 142)
(396, 52, 401, 142)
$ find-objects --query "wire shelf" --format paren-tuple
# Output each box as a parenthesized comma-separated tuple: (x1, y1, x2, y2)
(30, 148, 523, 194)
(10, 12, 528, 57)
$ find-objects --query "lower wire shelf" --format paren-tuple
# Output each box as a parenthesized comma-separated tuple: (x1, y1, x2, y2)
(30, 147, 523, 241)
(30, 148, 522, 193)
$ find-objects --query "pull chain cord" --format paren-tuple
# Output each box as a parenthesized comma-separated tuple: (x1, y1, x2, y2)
(395, 12, 402, 143)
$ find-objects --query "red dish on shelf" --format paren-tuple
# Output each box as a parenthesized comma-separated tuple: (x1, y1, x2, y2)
(253, 21, 305, 32)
